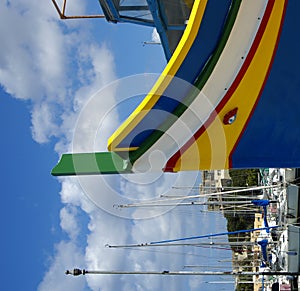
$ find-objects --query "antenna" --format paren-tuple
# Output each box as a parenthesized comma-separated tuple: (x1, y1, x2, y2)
(142, 41, 161, 47)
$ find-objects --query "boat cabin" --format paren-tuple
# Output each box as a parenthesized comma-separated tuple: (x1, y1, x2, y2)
(98, 0, 193, 60)
(51, 0, 193, 60)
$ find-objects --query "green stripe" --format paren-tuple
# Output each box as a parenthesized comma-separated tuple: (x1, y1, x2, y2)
(128, 0, 242, 164)
(51, 152, 132, 176)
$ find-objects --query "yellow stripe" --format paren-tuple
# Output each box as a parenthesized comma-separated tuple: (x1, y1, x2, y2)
(174, 0, 285, 171)
(107, 0, 208, 151)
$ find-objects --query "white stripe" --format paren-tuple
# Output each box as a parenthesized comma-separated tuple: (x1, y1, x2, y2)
(133, 0, 269, 172)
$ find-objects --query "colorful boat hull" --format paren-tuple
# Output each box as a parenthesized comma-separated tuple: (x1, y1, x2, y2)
(52, 0, 298, 176)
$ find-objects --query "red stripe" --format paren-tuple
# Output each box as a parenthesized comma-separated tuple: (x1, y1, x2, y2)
(164, 0, 275, 172)
(228, 0, 288, 168)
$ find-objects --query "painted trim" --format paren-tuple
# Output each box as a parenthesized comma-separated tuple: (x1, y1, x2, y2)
(129, 0, 241, 166)
(165, 0, 286, 171)
(229, 0, 288, 168)
(107, 0, 208, 151)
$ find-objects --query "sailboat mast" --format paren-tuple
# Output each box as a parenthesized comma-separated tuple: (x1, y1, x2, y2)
(65, 268, 300, 277)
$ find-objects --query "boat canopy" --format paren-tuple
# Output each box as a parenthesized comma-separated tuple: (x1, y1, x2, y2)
(258, 239, 269, 263)
(252, 200, 270, 207)
(98, 0, 193, 59)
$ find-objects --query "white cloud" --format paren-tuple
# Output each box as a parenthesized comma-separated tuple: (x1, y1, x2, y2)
(60, 205, 80, 240)
(38, 241, 87, 291)
(152, 28, 161, 43)
(31, 102, 60, 143)
(0, 1, 67, 101)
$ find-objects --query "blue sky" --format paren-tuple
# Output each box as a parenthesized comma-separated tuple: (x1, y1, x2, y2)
(0, 1, 239, 290)
(1, 92, 62, 290)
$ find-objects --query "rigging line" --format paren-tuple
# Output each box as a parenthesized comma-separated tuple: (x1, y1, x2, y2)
(107, 226, 280, 248)
(129, 184, 282, 206)
(195, 185, 279, 198)
(221, 203, 259, 209)
(198, 210, 256, 215)
(221, 207, 261, 212)
(217, 205, 259, 211)
(199, 185, 282, 198)
(214, 211, 258, 215)
(107, 243, 234, 259)
(117, 200, 263, 208)
(211, 194, 263, 199)
(179, 188, 265, 199)
(110, 245, 226, 259)
(160, 194, 192, 198)
(111, 241, 256, 247)
(149, 226, 280, 245)
(173, 186, 248, 189)
(218, 207, 257, 212)
(122, 243, 235, 252)
(193, 245, 233, 251)
(184, 265, 233, 269)
(215, 192, 266, 197)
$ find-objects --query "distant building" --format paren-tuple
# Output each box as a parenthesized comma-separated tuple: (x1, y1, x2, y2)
(214, 170, 232, 191)
(201, 170, 232, 193)
(252, 213, 264, 291)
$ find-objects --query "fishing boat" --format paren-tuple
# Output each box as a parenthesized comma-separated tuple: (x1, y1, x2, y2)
(50, 0, 300, 176)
